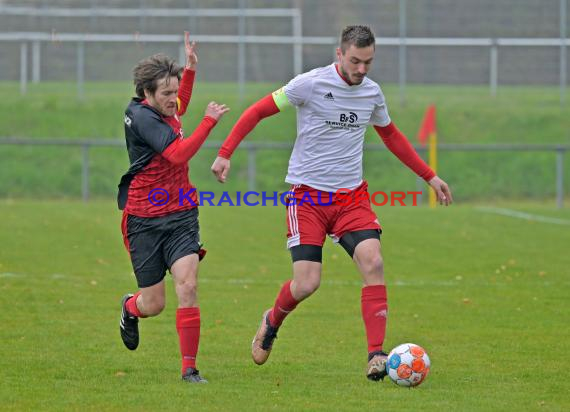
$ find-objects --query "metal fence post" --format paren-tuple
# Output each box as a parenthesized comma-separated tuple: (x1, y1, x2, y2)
(556, 148, 564, 209)
(82, 144, 90, 202)
(248, 146, 257, 192)
(560, 0, 567, 105)
(32, 40, 40, 83)
(20, 41, 28, 95)
(292, 10, 303, 74)
(237, 0, 246, 105)
(188, 0, 198, 32)
(139, 0, 147, 32)
(89, 0, 98, 30)
(490, 40, 498, 97)
(399, 0, 407, 107)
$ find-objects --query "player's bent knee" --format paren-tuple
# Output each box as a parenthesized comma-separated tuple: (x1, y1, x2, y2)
(296, 277, 321, 298)
(141, 293, 166, 316)
(145, 300, 165, 316)
(362, 255, 384, 277)
(177, 280, 198, 297)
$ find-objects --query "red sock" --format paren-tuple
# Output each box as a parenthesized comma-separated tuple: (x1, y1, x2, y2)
(361, 285, 388, 353)
(269, 280, 299, 327)
(125, 292, 146, 318)
(176, 307, 200, 373)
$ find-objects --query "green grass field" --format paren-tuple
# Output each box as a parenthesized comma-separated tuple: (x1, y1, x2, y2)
(1, 200, 569, 411)
(1, 81, 569, 143)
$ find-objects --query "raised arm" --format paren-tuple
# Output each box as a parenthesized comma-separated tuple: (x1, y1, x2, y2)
(177, 32, 197, 116)
(219, 94, 280, 158)
(211, 93, 281, 183)
(374, 122, 453, 205)
(162, 102, 229, 165)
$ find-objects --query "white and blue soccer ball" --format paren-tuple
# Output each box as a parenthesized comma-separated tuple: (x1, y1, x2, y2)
(386, 343, 431, 387)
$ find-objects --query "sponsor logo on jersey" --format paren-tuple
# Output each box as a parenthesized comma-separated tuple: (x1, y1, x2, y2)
(124, 114, 132, 127)
(324, 112, 360, 130)
(340, 112, 358, 123)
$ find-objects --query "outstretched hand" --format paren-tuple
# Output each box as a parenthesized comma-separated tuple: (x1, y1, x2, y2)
(428, 176, 453, 206)
(184, 31, 197, 70)
(205, 102, 230, 121)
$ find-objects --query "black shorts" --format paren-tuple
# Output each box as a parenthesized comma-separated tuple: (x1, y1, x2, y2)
(126, 208, 201, 288)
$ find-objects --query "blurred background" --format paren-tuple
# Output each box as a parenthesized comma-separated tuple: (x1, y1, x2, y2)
(0, 0, 569, 205)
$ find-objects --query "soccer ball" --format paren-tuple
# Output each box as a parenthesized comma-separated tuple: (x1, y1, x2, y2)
(386, 343, 431, 387)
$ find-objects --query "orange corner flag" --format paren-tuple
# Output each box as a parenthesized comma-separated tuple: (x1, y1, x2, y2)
(417, 104, 436, 146)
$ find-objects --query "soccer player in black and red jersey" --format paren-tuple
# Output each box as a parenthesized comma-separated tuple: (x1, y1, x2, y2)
(117, 33, 229, 384)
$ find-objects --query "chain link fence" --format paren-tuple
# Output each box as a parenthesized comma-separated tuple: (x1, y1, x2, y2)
(0, 0, 568, 90)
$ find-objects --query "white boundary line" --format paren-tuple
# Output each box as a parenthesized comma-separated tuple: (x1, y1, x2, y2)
(1, 273, 566, 287)
(476, 207, 570, 226)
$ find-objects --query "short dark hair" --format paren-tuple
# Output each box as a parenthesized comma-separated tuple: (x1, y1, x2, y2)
(132, 53, 182, 98)
(340, 25, 376, 52)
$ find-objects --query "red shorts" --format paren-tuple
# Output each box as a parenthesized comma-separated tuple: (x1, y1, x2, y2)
(285, 181, 381, 248)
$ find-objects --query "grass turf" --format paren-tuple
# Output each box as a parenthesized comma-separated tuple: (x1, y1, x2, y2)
(0, 200, 569, 411)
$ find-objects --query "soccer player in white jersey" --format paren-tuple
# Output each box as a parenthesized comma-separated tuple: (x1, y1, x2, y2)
(211, 25, 452, 381)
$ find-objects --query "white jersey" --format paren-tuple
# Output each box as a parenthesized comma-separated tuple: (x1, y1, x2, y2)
(279, 63, 391, 192)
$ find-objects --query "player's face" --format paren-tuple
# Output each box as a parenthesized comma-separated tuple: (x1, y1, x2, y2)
(336, 44, 375, 85)
(145, 76, 179, 117)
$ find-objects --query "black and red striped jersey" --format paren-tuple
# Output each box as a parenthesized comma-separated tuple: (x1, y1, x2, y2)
(117, 69, 200, 217)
